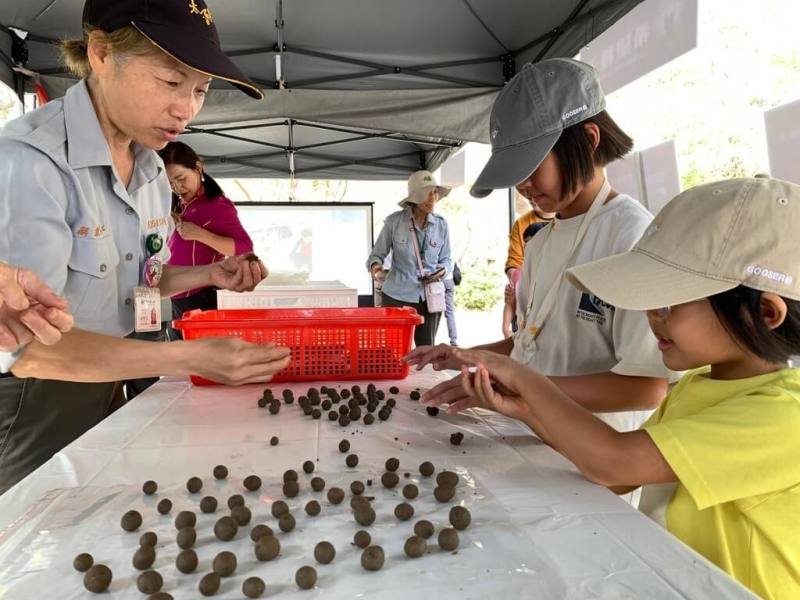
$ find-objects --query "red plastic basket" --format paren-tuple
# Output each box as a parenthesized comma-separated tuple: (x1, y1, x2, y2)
(173, 306, 424, 385)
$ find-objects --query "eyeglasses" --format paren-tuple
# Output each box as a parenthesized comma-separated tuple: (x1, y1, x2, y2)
(647, 306, 672, 322)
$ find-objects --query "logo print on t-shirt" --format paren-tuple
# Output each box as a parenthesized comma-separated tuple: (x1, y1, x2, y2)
(576, 293, 614, 325)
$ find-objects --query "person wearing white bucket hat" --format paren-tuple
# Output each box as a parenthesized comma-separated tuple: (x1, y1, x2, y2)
(424, 177, 800, 599)
(367, 170, 453, 346)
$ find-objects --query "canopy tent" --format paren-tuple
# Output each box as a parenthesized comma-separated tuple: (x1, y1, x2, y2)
(0, 0, 643, 180)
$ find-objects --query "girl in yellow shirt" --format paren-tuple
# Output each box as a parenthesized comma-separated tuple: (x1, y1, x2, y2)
(424, 176, 800, 599)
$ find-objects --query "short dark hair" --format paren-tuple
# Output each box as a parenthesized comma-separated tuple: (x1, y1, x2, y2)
(551, 110, 633, 197)
(709, 286, 800, 364)
(158, 141, 224, 200)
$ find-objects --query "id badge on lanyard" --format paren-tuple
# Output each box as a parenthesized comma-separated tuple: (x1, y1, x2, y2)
(134, 232, 164, 332)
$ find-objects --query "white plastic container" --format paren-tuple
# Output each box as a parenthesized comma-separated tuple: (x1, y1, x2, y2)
(217, 281, 358, 309)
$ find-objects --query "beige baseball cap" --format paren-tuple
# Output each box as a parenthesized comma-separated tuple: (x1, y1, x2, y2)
(566, 176, 800, 310)
(398, 170, 451, 207)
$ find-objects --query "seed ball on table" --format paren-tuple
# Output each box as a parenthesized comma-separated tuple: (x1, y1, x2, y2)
(414, 520, 435, 539)
(345, 454, 359, 468)
(257, 397, 268, 408)
(279, 513, 296, 532)
(363, 414, 375, 425)
(198, 572, 221, 597)
(338, 439, 350, 453)
(295, 565, 317, 590)
(349, 406, 362, 421)
(142, 480, 157, 495)
(339, 404, 350, 416)
(228, 494, 245, 509)
(449, 506, 472, 530)
(312, 408, 322, 419)
(271, 500, 289, 518)
(426, 406, 440, 416)
(243, 576, 266, 598)
(389, 386, 399, 394)
(121, 509, 143, 532)
(254, 535, 281, 561)
(386, 397, 395, 407)
(350, 480, 365, 495)
(340, 388, 351, 399)
(213, 464, 228, 479)
(438, 527, 460, 551)
(381, 472, 399, 489)
(402, 484, 419, 500)
(305, 500, 321, 516)
(314, 541, 336, 564)
(303, 460, 315, 474)
(302, 405, 313, 416)
(450, 432, 464, 446)
(186, 476, 203, 493)
(350, 495, 371, 510)
(434, 485, 456, 503)
(140, 531, 158, 547)
(177, 526, 197, 549)
(83, 564, 113, 593)
(394, 502, 414, 521)
(156, 498, 173, 514)
(409, 390, 421, 401)
(339, 414, 351, 427)
(212, 551, 237, 577)
(269, 400, 281, 414)
(214, 516, 238, 541)
(174, 510, 196, 529)
(73, 552, 93, 572)
(328, 410, 338, 421)
(283, 480, 300, 498)
(137, 570, 163, 594)
(284, 469, 299, 482)
(200, 496, 218, 514)
(354, 530, 371, 548)
(327, 487, 345, 505)
(250, 524, 273, 542)
(270, 436, 279, 446)
(321, 399, 332, 410)
(404, 535, 427, 558)
(437, 471, 459, 487)
(133, 545, 156, 570)
(360, 545, 385, 571)
(176, 549, 199, 574)
(354, 505, 376, 526)
(148, 593, 174, 600)
(385, 457, 399, 472)
(243, 475, 262, 491)
(419, 461, 435, 477)
(231, 504, 252, 526)
(311, 476, 326, 492)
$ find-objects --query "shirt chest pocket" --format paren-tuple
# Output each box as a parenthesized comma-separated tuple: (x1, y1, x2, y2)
(424, 236, 443, 261)
(64, 236, 121, 324)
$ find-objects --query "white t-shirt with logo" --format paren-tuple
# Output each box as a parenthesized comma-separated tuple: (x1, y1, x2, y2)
(511, 194, 675, 433)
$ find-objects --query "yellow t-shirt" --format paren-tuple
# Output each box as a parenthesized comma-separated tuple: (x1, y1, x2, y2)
(643, 367, 800, 599)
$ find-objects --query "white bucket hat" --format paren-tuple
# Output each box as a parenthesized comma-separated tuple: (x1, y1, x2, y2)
(398, 170, 451, 207)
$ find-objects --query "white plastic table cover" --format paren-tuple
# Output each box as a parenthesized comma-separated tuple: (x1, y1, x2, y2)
(0, 369, 754, 599)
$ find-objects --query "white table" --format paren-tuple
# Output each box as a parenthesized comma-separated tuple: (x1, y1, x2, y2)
(0, 369, 754, 599)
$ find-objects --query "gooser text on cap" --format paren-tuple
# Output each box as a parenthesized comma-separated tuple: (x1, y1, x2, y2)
(471, 58, 605, 198)
(565, 177, 800, 310)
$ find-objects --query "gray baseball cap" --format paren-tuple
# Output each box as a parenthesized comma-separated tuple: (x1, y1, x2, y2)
(471, 58, 606, 198)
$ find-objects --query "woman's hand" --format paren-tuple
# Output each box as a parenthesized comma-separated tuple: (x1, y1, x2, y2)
(209, 254, 268, 292)
(187, 338, 292, 385)
(176, 220, 207, 242)
(370, 264, 383, 281)
(403, 343, 464, 371)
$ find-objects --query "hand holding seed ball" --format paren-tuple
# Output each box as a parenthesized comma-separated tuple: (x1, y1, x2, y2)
(209, 252, 268, 293)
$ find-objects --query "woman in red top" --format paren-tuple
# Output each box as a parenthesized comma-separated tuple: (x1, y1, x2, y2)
(158, 142, 255, 333)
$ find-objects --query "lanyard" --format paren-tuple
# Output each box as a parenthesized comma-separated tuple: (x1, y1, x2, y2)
(521, 179, 612, 339)
(408, 219, 427, 277)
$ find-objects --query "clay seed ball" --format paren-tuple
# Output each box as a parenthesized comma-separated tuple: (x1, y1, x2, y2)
(394, 502, 414, 521)
(295, 565, 318, 590)
(385, 457, 400, 472)
(360, 545, 385, 571)
(338, 414, 351, 427)
(438, 527, 460, 551)
(137, 570, 163, 594)
(177, 526, 197, 549)
(186, 476, 203, 493)
(345, 454, 359, 468)
(389, 386, 400, 394)
(283, 469, 299, 483)
(278, 513, 296, 533)
(350, 480, 365, 495)
(302, 405, 313, 416)
(321, 399, 332, 410)
(413, 520, 435, 539)
(213, 464, 228, 479)
(340, 388, 351, 399)
(271, 500, 289, 518)
(434, 485, 456, 503)
(419, 461, 435, 477)
(139, 531, 158, 547)
(328, 410, 338, 421)
(199, 571, 221, 597)
(149, 593, 174, 600)
(268, 400, 280, 414)
(283, 480, 300, 498)
(409, 390, 421, 401)
(83, 564, 112, 593)
(231, 504, 253, 526)
(255, 535, 281, 561)
(200, 496, 218, 514)
(310, 476, 326, 492)
(156, 498, 173, 515)
(73, 552, 93, 572)
(257, 397, 267, 408)
(402, 483, 419, 500)
(270, 436, 279, 446)
(121, 509, 143, 532)
(142, 480, 158, 495)
(305, 500, 321, 516)
(327, 487, 345, 505)
(302, 460, 315, 474)
(339, 405, 350, 416)
(381, 471, 399, 489)
(450, 431, 464, 446)
(133, 545, 156, 570)
(449, 506, 472, 530)
(243, 576, 266, 598)
(378, 409, 390, 421)
(243, 475, 262, 491)
(212, 551, 237, 577)
(426, 406, 440, 416)
(314, 540, 336, 564)
(386, 397, 395, 407)
(174, 510, 196, 530)
(437, 471, 459, 487)
(250, 524, 274, 542)
(176, 549, 199, 574)
(214, 516, 238, 541)
(349, 407, 362, 421)
(354, 530, 371, 548)
(363, 414, 375, 425)
(350, 495, 370, 510)
(338, 439, 350, 453)
(354, 505, 376, 526)
(228, 494, 245, 509)
(404, 535, 427, 558)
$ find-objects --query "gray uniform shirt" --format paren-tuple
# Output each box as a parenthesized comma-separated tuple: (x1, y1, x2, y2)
(0, 80, 172, 371)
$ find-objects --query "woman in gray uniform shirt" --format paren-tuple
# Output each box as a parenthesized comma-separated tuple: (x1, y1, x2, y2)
(0, 0, 291, 494)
